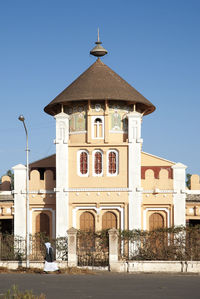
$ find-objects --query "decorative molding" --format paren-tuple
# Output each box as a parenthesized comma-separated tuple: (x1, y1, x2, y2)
(142, 190, 175, 194)
(72, 205, 124, 230)
(69, 130, 87, 135)
(19, 190, 55, 194)
(141, 166, 173, 180)
(186, 190, 200, 195)
(63, 187, 130, 192)
(109, 130, 127, 134)
(143, 207, 170, 230)
(18, 188, 177, 194)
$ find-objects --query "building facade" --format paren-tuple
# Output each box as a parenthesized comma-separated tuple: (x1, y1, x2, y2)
(8, 39, 200, 239)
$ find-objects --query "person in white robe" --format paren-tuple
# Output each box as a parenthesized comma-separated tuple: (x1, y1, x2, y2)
(44, 242, 59, 273)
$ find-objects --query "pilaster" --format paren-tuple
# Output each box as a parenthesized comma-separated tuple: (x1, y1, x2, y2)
(127, 112, 143, 230)
(172, 163, 187, 226)
(12, 164, 26, 238)
(54, 112, 69, 237)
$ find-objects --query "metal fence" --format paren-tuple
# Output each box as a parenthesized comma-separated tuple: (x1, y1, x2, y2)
(2, 227, 200, 264)
(77, 231, 109, 267)
(0, 234, 68, 261)
(119, 226, 200, 261)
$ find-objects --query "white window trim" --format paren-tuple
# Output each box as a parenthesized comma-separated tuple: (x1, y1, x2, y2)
(92, 150, 103, 177)
(92, 116, 104, 139)
(30, 208, 56, 238)
(72, 205, 124, 230)
(77, 150, 89, 177)
(143, 208, 170, 230)
(107, 149, 119, 176)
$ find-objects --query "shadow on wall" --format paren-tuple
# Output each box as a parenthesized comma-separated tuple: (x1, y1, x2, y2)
(0, 176, 11, 191)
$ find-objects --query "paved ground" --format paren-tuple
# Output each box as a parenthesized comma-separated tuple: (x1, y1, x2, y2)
(0, 272, 200, 299)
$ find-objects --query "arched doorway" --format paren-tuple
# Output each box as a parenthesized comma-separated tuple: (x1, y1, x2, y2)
(102, 211, 117, 230)
(36, 213, 50, 237)
(149, 212, 165, 257)
(79, 212, 95, 253)
(149, 213, 164, 230)
(35, 212, 50, 259)
(80, 212, 95, 231)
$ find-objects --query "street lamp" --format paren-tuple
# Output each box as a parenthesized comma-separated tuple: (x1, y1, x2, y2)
(18, 115, 30, 268)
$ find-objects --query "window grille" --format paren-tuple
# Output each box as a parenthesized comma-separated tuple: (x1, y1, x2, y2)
(80, 152, 88, 175)
(94, 151, 102, 174)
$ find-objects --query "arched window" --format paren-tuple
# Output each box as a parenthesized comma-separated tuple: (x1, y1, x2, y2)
(149, 213, 164, 231)
(93, 150, 103, 176)
(80, 212, 95, 231)
(102, 212, 117, 230)
(107, 150, 118, 175)
(92, 116, 104, 139)
(36, 213, 50, 237)
(80, 152, 88, 174)
(78, 150, 89, 176)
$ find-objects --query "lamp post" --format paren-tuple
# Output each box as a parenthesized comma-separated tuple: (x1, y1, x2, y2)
(18, 115, 30, 268)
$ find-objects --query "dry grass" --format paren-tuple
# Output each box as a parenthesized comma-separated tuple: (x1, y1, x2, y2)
(0, 266, 95, 275)
(60, 267, 95, 275)
(3, 285, 46, 299)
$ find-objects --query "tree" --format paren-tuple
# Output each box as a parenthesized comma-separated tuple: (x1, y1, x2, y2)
(186, 173, 192, 189)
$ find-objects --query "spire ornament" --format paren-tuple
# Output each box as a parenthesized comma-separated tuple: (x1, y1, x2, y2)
(90, 28, 108, 58)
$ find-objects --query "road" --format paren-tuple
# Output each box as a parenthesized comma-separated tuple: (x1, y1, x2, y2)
(0, 272, 200, 299)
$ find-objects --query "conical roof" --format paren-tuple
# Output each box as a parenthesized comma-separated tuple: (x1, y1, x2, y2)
(44, 58, 155, 116)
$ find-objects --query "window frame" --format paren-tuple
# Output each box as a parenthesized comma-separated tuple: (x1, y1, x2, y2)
(92, 116, 104, 139)
(92, 149, 103, 177)
(107, 149, 119, 176)
(77, 150, 89, 177)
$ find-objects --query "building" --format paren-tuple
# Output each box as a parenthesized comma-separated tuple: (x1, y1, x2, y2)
(0, 176, 13, 234)
(8, 36, 200, 239)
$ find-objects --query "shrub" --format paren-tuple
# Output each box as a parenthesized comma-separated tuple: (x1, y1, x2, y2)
(4, 285, 45, 299)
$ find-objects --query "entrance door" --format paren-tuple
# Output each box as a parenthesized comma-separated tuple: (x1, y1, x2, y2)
(80, 212, 95, 231)
(36, 213, 50, 237)
(149, 213, 164, 230)
(102, 212, 117, 230)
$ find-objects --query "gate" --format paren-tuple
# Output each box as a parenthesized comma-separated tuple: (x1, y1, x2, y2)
(77, 231, 109, 267)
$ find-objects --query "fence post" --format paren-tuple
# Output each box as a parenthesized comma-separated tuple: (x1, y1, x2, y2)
(108, 228, 120, 271)
(67, 227, 77, 267)
(108, 228, 127, 272)
(0, 234, 1, 260)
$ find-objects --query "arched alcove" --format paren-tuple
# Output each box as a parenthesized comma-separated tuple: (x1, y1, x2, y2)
(102, 211, 117, 230)
(80, 212, 95, 231)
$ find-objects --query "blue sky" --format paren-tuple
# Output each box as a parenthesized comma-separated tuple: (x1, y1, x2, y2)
(0, 0, 200, 177)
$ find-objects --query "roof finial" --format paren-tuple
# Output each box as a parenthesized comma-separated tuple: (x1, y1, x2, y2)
(97, 27, 100, 42)
(90, 28, 108, 58)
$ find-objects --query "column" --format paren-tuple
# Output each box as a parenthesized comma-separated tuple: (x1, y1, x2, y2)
(12, 164, 26, 238)
(67, 227, 77, 267)
(127, 112, 143, 230)
(172, 163, 187, 226)
(54, 112, 69, 237)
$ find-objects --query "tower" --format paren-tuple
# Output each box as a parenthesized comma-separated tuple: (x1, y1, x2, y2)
(44, 34, 155, 237)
